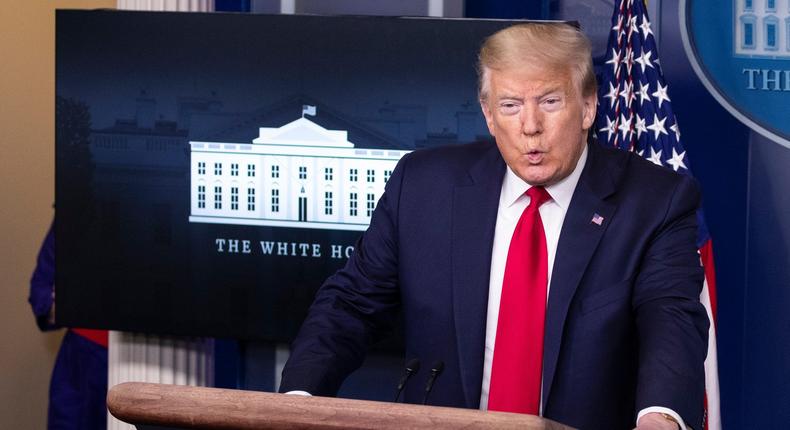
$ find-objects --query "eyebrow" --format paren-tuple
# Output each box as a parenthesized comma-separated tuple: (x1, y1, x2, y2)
(495, 87, 566, 102)
(538, 87, 565, 98)
(495, 93, 523, 101)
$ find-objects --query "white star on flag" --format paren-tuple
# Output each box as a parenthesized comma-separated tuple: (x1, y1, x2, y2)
(670, 121, 681, 142)
(604, 82, 619, 108)
(639, 17, 653, 39)
(634, 114, 647, 139)
(612, 14, 623, 32)
(635, 49, 654, 74)
(647, 146, 663, 166)
(652, 82, 671, 109)
(626, 15, 638, 38)
(666, 148, 687, 171)
(612, 15, 625, 43)
(606, 48, 621, 75)
(619, 80, 635, 107)
(618, 113, 633, 141)
(599, 115, 618, 141)
(646, 113, 668, 140)
(623, 46, 635, 74)
(638, 82, 651, 105)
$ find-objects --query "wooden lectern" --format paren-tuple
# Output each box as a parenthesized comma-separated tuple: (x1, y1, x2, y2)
(108, 382, 575, 429)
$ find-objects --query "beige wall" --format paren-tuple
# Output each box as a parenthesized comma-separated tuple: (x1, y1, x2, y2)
(0, 1, 114, 428)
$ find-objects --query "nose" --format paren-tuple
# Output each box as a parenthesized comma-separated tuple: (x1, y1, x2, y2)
(520, 103, 542, 136)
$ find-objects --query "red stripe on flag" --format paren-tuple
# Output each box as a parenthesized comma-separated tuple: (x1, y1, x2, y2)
(699, 238, 720, 430)
(700, 239, 718, 327)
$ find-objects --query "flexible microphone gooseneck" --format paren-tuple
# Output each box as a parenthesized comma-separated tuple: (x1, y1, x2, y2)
(422, 360, 445, 405)
(393, 358, 421, 402)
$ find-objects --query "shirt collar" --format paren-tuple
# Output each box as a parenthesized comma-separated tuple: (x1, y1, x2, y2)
(501, 143, 588, 210)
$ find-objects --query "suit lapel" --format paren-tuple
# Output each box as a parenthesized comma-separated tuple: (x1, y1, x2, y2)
(451, 143, 505, 408)
(542, 142, 620, 408)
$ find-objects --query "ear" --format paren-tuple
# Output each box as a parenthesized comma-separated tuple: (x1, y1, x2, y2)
(479, 98, 496, 137)
(581, 93, 597, 131)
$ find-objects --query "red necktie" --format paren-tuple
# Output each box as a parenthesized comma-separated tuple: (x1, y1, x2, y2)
(488, 186, 551, 414)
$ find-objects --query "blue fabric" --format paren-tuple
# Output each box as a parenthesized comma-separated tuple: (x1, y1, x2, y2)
(48, 331, 108, 430)
(30, 219, 108, 430)
(29, 221, 57, 331)
(280, 141, 709, 429)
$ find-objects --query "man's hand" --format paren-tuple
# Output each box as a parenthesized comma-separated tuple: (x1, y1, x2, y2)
(634, 412, 680, 430)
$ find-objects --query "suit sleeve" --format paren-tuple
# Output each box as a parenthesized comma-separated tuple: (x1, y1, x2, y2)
(29, 219, 59, 331)
(279, 153, 412, 396)
(632, 175, 709, 429)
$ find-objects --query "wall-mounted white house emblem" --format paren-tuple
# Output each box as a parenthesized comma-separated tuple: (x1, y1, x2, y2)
(189, 110, 409, 231)
(734, 0, 790, 58)
(681, 0, 790, 148)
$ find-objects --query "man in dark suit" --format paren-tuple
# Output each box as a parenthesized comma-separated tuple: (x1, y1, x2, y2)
(280, 23, 708, 430)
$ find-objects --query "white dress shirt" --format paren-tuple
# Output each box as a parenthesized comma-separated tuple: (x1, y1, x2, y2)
(478, 146, 686, 429)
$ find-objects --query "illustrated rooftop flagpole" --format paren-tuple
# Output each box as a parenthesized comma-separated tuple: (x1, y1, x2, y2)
(302, 104, 317, 118)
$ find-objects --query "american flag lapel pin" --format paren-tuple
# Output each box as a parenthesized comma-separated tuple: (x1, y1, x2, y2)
(591, 213, 604, 226)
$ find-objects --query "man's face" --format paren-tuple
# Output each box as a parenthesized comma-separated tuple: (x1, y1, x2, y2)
(480, 65, 596, 186)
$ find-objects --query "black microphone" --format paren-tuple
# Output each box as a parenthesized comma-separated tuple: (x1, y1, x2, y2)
(394, 358, 421, 402)
(422, 360, 444, 405)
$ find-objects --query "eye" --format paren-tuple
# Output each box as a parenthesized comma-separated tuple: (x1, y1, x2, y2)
(498, 101, 521, 115)
(541, 97, 563, 112)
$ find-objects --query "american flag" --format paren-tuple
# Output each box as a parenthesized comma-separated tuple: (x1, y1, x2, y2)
(591, 213, 605, 225)
(594, 1, 721, 429)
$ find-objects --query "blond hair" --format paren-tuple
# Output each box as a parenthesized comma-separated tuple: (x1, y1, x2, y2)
(477, 22, 596, 100)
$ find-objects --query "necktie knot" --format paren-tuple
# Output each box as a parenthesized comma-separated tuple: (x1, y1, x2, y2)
(526, 186, 551, 209)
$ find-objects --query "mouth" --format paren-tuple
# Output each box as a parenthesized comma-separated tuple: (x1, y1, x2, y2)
(524, 150, 544, 164)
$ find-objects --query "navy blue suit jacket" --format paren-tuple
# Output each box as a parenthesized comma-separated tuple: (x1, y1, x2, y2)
(280, 140, 709, 430)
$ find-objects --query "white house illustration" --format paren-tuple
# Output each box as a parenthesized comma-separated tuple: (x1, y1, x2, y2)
(189, 113, 410, 231)
(735, 0, 790, 58)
